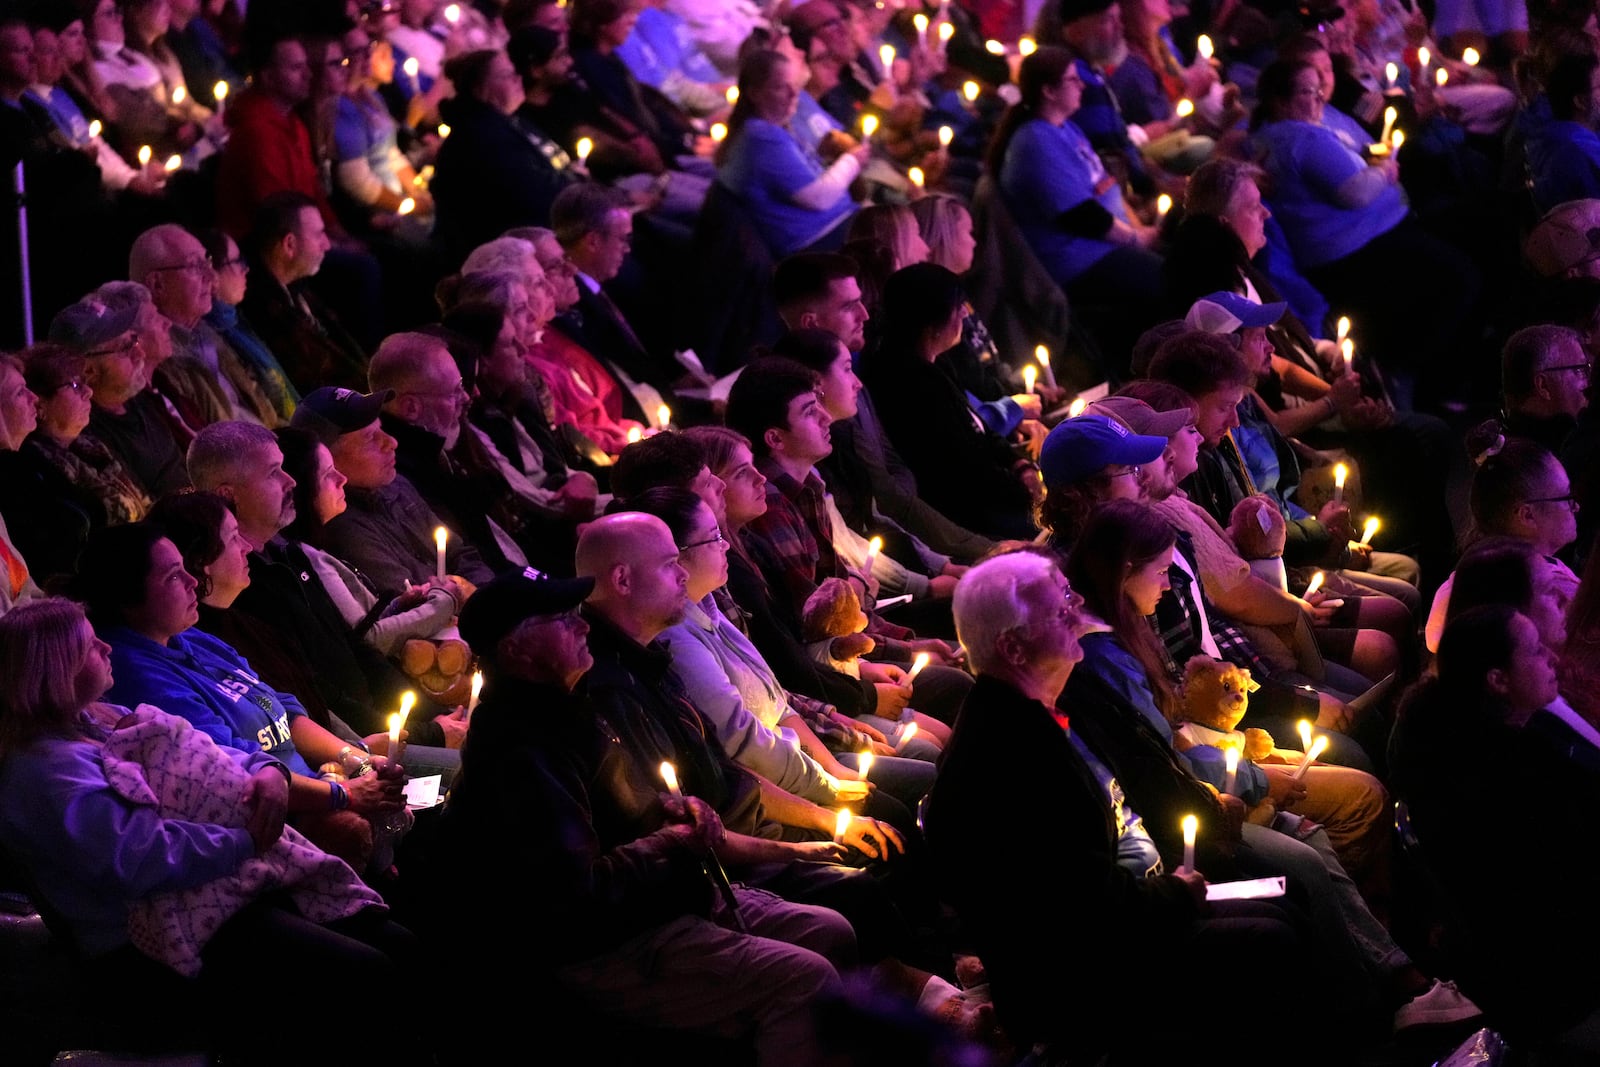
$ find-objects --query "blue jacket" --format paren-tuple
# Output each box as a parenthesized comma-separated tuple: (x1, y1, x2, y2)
(104, 626, 313, 777)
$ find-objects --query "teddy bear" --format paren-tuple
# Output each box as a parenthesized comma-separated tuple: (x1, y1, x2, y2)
(1174, 655, 1274, 762)
(801, 578, 876, 679)
(400, 637, 474, 707)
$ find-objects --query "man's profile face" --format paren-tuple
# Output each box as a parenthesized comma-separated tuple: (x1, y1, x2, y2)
(268, 39, 313, 104)
(289, 207, 331, 280)
(773, 389, 832, 465)
(807, 278, 868, 352)
(1193, 384, 1244, 447)
(329, 419, 398, 489)
(226, 443, 297, 541)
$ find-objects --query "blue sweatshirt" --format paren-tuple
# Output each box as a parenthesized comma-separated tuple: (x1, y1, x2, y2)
(104, 626, 314, 777)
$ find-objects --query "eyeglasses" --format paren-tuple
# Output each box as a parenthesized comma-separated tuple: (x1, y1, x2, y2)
(1527, 493, 1581, 512)
(148, 257, 214, 277)
(85, 334, 143, 358)
(1544, 362, 1593, 377)
(1108, 466, 1142, 479)
(679, 531, 729, 552)
(211, 254, 247, 271)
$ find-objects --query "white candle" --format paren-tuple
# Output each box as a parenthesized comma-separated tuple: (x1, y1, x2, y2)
(1181, 813, 1198, 869)
(863, 535, 882, 574)
(1196, 34, 1214, 60)
(1380, 106, 1397, 144)
(906, 652, 931, 680)
(1297, 719, 1314, 752)
(660, 760, 683, 796)
(1359, 516, 1380, 545)
(434, 526, 448, 580)
(834, 808, 852, 843)
(1223, 747, 1240, 795)
(1304, 571, 1325, 599)
(1340, 338, 1354, 371)
(1018, 35, 1036, 55)
(1292, 735, 1328, 781)
(858, 752, 874, 781)
(913, 12, 928, 49)
(1023, 364, 1037, 394)
(467, 670, 483, 716)
(213, 80, 228, 120)
(879, 43, 896, 75)
(1035, 344, 1058, 389)
(1333, 463, 1347, 505)
(895, 722, 919, 753)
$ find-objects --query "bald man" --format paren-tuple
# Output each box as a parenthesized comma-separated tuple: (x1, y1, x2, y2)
(128, 223, 280, 426)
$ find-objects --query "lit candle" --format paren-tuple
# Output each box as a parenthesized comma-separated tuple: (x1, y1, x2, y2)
(1391, 129, 1405, 151)
(908, 166, 925, 188)
(88, 118, 102, 139)
(984, 39, 1005, 55)
(660, 760, 682, 796)
(1336, 316, 1350, 342)
(962, 80, 980, 103)
(1018, 35, 1036, 55)
(726, 85, 739, 105)
(938, 21, 954, 46)
(213, 80, 228, 120)
(1297, 719, 1313, 752)
(834, 808, 852, 844)
(861, 113, 879, 138)
(1340, 338, 1354, 371)
(710, 122, 727, 142)
(576, 137, 593, 163)
(907, 652, 931, 680)
(1384, 61, 1398, 87)
(390, 690, 415, 765)
(163, 154, 181, 172)
(403, 55, 420, 93)
(1417, 45, 1430, 69)
(913, 12, 928, 49)
(1292, 735, 1329, 781)
(1157, 193, 1172, 217)
(1197, 34, 1214, 60)
(438, 123, 451, 138)
(1359, 516, 1380, 545)
(398, 197, 415, 215)
(172, 85, 187, 106)
(1436, 67, 1449, 87)
(879, 43, 896, 75)
(656, 404, 671, 430)
(938, 125, 953, 147)
(1175, 97, 1194, 117)
(1181, 813, 1198, 869)
(1035, 344, 1058, 388)
(1223, 746, 1240, 795)
(1380, 106, 1397, 144)
(1333, 463, 1347, 505)
(1023, 364, 1037, 394)
(434, 526, 448, 580)
(858, 752, 874, 780)
(626, 426, 643, 444)
(864, 535, 882, 573)
(445, 2, 461, 22)
(1068, 397, 1087, 417)
(895, 722, 919, 753)
(1462, 46, 1480, 66)
(467, 670, 483, 716)
(1304, 570, 1325, 598)
(138, 145, 152, 167)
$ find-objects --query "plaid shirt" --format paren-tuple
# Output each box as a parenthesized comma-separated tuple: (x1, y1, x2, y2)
(1153, 532, 1272, 678)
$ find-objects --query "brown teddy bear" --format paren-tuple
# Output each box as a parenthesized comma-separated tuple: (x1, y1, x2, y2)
(801, 578, 876, 678)
(400, 637, 474, 708)
(1173, 655, 1274, 762)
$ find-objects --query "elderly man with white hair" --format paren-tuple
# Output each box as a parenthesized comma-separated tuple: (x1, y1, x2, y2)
(924, 549, 1309, 1063)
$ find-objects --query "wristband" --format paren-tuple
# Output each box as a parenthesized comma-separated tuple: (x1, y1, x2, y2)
(328, 781, 350, 811)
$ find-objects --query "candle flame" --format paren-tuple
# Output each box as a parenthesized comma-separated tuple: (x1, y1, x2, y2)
(835, 808, 852, 839)
(938, 125, 953, 146)
(1224, 746, 1240, 774)
(173, 85, 187, 106)
(900, 723, 919, 745)
(659, 761, 680, 795)
(1304, 570, 1325, 598)
(1023, 364, 1037, 392)
(913, 12, 929, 32)
(908, 166, 925, 188)
(434, 526, 448, 553)
(1336, 315, 1350, 341)
(657, 404, 672, 429)
(1181, 813, 1198, 841)
(1340, 338, 1354, 362)
(726, 85, 739, 105)
(470, 671, 484, 700)
(1391, 129, 1405, 150)
(963, 80, 979, 102)
(1418, 46, 1430, 68)
(445, 2, 461, 21)
(1156, 193, 1172, 216)
(1334, 463, 1347, 489)
(868, 535, 883, 554)
(1462, 46, 1480, 66)
(1436, 67, 1448, 86)
(576, 136, 593, 161)
(984, 39, 1005, 55)
(1385, 61, 1398, 84)
(907, 651, 931, 679)
(859, 752, 874, 780)
(397, 197, 416, 216)
(626, 426, 643, 444)
(1018, 35, 1037, 55)
(1035, 344, 1050, 366)
(1298, 720, 1313, 751)
(399, 690, 416, 719)
(1175, 97, 1194, 117)
(1307, 735, 1329, 762)
(213, 80, 228, 102)
(939, 21, 955, 42)
(1360, 516, 1380, 544)
(879, 43, 896, 70)
(1069, 397, 1087, 417)
(861, 114, 879, 138)
(710, 122, 728, 142)
(403, 57, 420, 78)
(138, 145, 152, 166)
(88, 118, 102, 138)
(163, 154, 182, 172)
(1197, 34, 1214, 60)
(438, 123, 451, 137)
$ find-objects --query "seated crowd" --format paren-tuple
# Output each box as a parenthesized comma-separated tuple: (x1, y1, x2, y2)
(4, 0, 1600, 1062)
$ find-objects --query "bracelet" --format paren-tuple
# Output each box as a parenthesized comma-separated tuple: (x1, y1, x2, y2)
(328, 781, 350, 811)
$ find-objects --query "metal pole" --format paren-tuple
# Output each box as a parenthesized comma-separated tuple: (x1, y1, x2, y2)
(13, 162, 33, 345)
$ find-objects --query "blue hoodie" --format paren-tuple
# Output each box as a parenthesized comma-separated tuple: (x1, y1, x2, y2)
(104, 626, 314, 777)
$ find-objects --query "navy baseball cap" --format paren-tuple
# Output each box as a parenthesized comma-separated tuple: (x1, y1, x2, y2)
(1185, 292, 1287, 334)
(458, 567, 596, 656)
(1039, 414, 1168, 488)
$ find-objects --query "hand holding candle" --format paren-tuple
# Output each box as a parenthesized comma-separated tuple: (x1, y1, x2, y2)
(1181, 813, 1198, 870)
(1292, 735, 1328, 781)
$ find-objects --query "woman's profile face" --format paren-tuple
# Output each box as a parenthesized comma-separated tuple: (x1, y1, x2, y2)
(1285, 66, 1323, 124)
(1221, 178, 1270, 259)
(1124, 547, 1173, 616)
(202, 509, 253, 604)
(1497, 612, 1560, 723)
(678, 500, 730, 594)
(311, 443, 350, 525)
(73, 620, 115, 705)
(129, 537, 200, 641)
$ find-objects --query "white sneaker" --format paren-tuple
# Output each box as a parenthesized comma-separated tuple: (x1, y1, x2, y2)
(1393, 979, 1485, 1030)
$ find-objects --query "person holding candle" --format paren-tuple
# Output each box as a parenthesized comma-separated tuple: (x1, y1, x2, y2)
(1106, 0, 1228, 173)
(437, 566, 853, 1065)
(0, 597, 419, 1061)
(924, 550, 1315, 1060)
(715, 48, 867, 257)
(75, 524, 406, 870)
(1389, 604, 1600, 1050)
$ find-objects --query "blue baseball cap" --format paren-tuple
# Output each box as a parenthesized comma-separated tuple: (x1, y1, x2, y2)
(1185, 291, 1287, 334)
(1039, 414, 1168, 488)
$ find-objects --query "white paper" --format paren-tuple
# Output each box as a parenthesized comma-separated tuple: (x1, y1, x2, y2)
(1204, 876, 1286, 901)
(403, 774, 443, 809)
